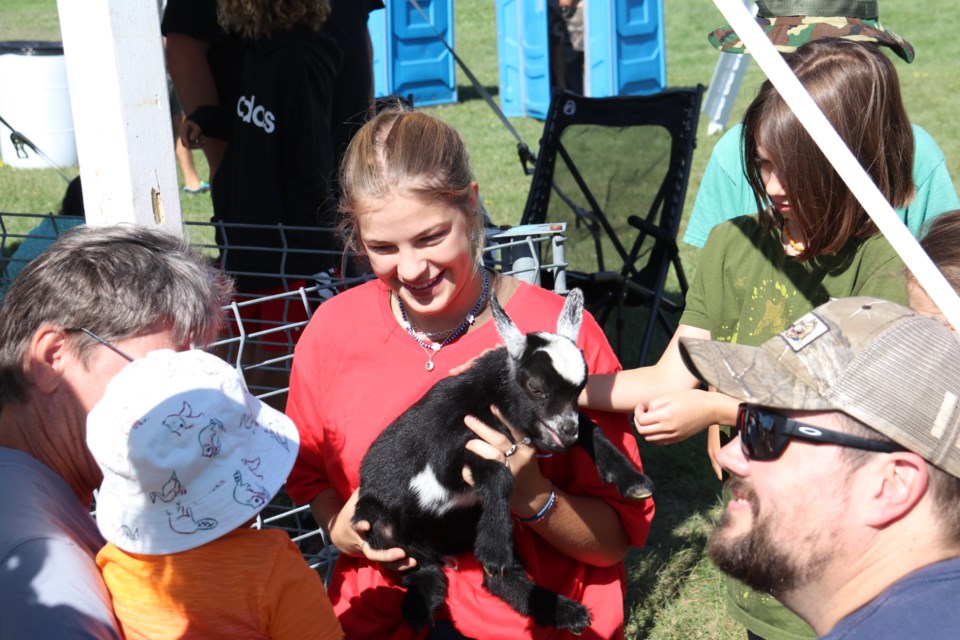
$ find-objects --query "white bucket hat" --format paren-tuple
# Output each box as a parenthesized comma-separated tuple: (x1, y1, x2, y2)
(87, 349, 300, 555)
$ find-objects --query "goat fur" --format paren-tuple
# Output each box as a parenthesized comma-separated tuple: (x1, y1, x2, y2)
(354, 288, 654, 633)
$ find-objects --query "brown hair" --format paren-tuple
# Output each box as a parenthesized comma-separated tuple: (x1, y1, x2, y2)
(743, 38, 914, 259)
(337, 105, 485, 259)
(912, 210, 960, 291)
(218, 0, 331, 40)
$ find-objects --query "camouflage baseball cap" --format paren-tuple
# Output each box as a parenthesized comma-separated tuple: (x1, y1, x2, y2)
(709, 0, 915, 63)
(679, 297, 960, 478)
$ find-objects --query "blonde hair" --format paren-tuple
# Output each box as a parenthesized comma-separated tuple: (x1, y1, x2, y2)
(217, 0, 331, 40)
(338, 105, 485, 259)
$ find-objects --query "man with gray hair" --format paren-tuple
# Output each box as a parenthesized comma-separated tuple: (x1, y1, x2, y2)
(0, 224, 231, 638)
(679, 297, 960, 638)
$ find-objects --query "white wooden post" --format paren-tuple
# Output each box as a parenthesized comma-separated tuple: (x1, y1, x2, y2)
(56, 0, 183, 236)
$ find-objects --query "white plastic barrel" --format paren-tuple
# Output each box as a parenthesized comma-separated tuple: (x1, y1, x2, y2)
(0, 41, 78, 169)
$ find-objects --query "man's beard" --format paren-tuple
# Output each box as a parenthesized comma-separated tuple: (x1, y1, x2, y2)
(708, 477, 826, 597)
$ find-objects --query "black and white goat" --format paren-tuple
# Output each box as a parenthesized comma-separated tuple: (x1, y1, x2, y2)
(354, 288, 654, 634)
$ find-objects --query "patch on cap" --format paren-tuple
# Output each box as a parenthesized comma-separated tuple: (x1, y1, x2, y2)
(779, 311, 830, 351)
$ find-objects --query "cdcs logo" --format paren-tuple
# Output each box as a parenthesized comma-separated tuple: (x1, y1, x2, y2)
(236, 95, 275, 134)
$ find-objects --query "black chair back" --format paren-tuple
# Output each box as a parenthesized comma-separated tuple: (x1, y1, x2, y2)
(520, 86, 704, 365)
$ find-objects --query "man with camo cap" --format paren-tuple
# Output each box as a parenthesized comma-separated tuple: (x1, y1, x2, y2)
(681, 297, 960, 639)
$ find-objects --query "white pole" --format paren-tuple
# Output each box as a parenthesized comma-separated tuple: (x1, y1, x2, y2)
(57, 0, 183, 236)
(710, 0, 960, 328)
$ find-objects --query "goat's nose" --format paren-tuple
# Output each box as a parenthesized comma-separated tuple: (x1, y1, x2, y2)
(559, 418, 579, 439)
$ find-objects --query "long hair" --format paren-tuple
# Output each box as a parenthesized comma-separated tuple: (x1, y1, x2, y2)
(217, 0, 331, 40)
(337, 105, 486, 260)
(0, 225, 233, 407)
(743, 38, 914, 259)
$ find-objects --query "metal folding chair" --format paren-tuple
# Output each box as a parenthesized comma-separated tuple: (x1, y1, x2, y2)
(520, 87, 704, 366)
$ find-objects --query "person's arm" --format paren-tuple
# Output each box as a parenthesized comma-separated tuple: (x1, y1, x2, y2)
(165, 33, 228, 175)
(707, 424, 724, 480)
(165, 34, 219, 119)
(463, 412, 628, 567)
(2, 538, 122, 639)
(581, 324, 708, 413)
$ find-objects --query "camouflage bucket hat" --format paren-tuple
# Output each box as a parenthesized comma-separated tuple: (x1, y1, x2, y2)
(678, 297, 960, 478)
(709, 0, 915, 63)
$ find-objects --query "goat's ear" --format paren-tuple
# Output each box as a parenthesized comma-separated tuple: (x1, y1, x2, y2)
(491, 291, 526, 359)
(557, 288, 584, 343)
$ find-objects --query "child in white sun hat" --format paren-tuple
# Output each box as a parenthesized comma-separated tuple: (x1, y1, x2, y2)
(87, 349, 343, 640)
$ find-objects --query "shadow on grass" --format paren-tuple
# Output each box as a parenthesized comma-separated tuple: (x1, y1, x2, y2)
(590, 303, 727, 637)
(624, 433, 723, 637)
(457, 83, 500, 103)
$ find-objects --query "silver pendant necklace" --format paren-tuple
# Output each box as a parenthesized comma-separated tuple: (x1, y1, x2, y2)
(397, 268, 490, 371)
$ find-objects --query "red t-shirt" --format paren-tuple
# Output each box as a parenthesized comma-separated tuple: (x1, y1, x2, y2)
(286, 280, 654, 639)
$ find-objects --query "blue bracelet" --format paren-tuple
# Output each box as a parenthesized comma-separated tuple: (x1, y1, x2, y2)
(516, 483, 555, 523)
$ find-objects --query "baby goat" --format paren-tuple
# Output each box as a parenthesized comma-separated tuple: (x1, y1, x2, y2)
(354, 288, 654, 634)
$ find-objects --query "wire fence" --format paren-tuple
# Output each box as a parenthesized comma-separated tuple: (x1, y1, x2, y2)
(0, 212, 568, 579)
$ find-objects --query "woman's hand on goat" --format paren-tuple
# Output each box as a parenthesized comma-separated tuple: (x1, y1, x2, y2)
(463, 406, 551, 515)
(331, 489, 416, 571)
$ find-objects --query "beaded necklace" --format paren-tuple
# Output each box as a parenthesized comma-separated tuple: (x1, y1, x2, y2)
(397, 267, 490, 371)
(781, 222, 806, 254)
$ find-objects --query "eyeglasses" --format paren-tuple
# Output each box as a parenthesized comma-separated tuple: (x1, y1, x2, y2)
(737, 404, 905, 461)
(65, 327, 134, 362)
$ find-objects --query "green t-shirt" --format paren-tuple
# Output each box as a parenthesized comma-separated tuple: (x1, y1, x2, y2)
(681, 215, 908, 640)
(682, 215, 908, 346)
(682, 123, 960, 248)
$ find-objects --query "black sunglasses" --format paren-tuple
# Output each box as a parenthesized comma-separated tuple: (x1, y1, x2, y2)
(737, 404, 905, 461)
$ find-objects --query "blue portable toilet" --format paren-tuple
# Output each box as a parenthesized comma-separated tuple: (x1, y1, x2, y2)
(587, 0, 666, 97)
(496, 0, 666, 118)
(368, 0, 457, 107)
(495, 0, 551, 120)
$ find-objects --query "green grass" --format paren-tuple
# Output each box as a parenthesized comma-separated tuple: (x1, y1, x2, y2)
(1, 1, 957, 638)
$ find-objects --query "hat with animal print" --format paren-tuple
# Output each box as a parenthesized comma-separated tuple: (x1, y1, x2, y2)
(87, 349, 300, 554)
(679, 297, 960, 478)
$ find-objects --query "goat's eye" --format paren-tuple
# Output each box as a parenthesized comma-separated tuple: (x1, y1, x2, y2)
(525, 380, 546, 399)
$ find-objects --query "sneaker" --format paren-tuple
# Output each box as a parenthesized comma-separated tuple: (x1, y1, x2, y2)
(183, 181, 210, 195)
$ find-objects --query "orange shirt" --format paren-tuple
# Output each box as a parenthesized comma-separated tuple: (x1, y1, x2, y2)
(97, 527, 343, 640)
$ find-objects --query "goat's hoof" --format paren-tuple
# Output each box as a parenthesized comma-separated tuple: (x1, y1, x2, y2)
(554, 599, 591, 633)
(483, 564, 505, 577)
(402, 596, 434, 632)
(620, 476, 655, 500)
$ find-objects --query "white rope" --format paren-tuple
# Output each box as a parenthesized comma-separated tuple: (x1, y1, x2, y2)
(710, 0, 960, 327)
